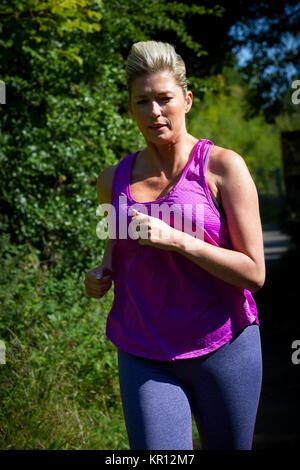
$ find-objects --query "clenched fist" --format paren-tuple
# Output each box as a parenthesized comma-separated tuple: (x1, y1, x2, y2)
(84, 265, 113, 299)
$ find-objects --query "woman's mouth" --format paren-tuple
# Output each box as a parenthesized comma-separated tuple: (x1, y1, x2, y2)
(149, 123, 167, 129)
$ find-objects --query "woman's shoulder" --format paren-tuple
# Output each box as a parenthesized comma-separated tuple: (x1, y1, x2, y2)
(97, 164, 118, 204)
(97, 151, 140, 203)
(97, 152, 142, 204)
(209, 144, 249, 179)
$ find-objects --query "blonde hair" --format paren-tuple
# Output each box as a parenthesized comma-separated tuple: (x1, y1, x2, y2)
(126, 41, 188, 98)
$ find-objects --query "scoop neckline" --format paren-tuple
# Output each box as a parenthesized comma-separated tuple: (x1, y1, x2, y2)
(127, 139, 203, 204)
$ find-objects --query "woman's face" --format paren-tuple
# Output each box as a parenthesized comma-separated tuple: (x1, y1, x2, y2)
(129, 70, 192, 145)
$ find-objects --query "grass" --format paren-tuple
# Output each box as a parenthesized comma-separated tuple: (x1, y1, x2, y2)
(0, 321, 129, 450)
(0, 233, 130, 450)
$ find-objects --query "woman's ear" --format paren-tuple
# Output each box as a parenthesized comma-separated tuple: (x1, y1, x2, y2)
(185, 90, 193, 114)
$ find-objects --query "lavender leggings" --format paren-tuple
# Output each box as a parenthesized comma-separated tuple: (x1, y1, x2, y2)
(118, 324, 262, 450)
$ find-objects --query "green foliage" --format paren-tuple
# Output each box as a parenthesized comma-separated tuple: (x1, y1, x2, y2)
(274, 90, 300, 241)
(187, 65, 287, 225)
(0, 0, 102, 69)
(0, 232, 127, 449)
(188, 66, 282, 173)
(275, 84, 300, 133)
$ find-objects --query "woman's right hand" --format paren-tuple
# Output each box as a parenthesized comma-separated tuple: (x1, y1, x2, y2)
(84, 265, 113, 299)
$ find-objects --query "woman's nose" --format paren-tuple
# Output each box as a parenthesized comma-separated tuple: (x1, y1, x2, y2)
(151, 100, 161, 117)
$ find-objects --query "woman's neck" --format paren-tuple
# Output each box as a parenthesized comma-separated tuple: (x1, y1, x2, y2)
(143, 133, 198, 179)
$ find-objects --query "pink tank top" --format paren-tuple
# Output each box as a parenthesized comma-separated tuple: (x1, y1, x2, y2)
(106, 139, 259, 361)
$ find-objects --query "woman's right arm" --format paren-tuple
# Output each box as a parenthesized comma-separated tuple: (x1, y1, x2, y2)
(84, 165, 117, 299)
(97, 165, 118, 270)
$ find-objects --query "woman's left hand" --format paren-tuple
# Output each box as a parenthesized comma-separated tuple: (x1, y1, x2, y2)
(129, 209, 184, 251)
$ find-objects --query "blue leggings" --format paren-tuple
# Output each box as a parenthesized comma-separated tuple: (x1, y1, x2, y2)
(118, 324, 262, 450)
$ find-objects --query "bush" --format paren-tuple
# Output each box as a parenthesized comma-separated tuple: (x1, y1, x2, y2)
(0, 233, 127, 449)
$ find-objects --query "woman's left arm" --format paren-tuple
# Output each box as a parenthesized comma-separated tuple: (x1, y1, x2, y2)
(173, 149, 266, 292)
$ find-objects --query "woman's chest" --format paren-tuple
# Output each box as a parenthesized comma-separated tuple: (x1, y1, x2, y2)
(130, 171, 220, 204)
(130, 173, 180, 202)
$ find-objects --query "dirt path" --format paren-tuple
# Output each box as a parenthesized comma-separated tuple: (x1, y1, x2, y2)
(262, 224, 292, 268)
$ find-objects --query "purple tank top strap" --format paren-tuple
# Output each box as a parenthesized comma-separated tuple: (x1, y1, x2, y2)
(202, 140, 214, 175)
(111, 151, 139, 203)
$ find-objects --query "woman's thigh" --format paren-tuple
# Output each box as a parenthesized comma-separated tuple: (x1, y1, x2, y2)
(189, 324, 263, 450)
(117, 350, 193, 450)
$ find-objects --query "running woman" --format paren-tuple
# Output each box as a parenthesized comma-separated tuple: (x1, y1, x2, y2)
(84, 41, 265, 450)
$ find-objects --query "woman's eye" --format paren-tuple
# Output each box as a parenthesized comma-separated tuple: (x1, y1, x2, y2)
(136, 97, 172, 105)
